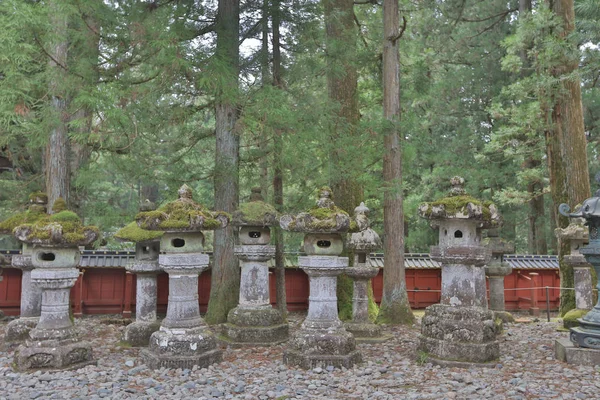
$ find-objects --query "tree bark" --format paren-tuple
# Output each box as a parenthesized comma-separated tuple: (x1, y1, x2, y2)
(44, 0, 70, 213)
(205, 0, 240, 325)
(376, 0, 414, 325)
(323, 0, 366, 320)
(546, 0, 591, 315)
(271, 0, 287, 319)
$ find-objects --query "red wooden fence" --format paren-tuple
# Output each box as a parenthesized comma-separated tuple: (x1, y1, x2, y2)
(0, 266, 560, 317)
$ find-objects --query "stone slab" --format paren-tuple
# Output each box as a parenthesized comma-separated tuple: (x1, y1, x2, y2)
(555, 338, 600, 366)
(142, 348, 222, 370)
(4, 317, 39, 344)
(15, 340, 95, 371)
(123, 321, 161, 347)
(223, 322, 288, 345)
(283, 349, 362, 369)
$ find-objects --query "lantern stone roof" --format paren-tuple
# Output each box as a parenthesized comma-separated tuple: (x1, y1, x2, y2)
(13, 198, 99, 247)
(135, 184, 229, 232)
(279, 186, 354, 233)
(555, 218, 588, 242)
(418, 176, 501, 228)
(0, 193, 48, 235)
(346, 203, 381, 251)
(560, 174, 600, 220)
(232, 188, 278, 227)
(114, 200, 164, 243)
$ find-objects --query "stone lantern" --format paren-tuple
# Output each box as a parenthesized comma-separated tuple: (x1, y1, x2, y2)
(555, 218, 593, 328)
(137, 185, 229, 369)
(114, 201, 164, 347)
(418, 177, 502, 366)
(484, 229, 515, 323)
(557, 180, 600, 351)
(223, 188, 288, 345)
(344, 202, 386, 342)
(280, 186, 362, 368)
(13, 198, 99, 370)
(0, 193, 47, 344)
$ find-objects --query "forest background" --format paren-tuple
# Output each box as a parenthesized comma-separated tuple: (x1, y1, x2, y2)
(0, 0, 599, 319)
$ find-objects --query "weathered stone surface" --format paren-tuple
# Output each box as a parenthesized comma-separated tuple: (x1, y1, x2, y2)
(239, 226, 271, 245)
(555, 338, 600, 366)
(493, 310, 515, 323)
(223, 323, 289, 345)
(303, 234, 344, 256)
(344, 321, 382, 338)
(15, 340, 95, 371)
(142, 327, 222, 369)
(4, 317, 39, 343)
(227, 306, 284, 327)
(160, 232, 205, 254)
(574, 266, 594, 311)
(419, 304, 499, 363)
(123, 321, 161, 347)
(14, 246, 95, 370)
(284, 328, 361, 369)
(439, 263, 488, 308)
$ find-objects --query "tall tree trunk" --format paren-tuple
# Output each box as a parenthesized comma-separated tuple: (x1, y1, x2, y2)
(205, 0, 240, 325)
(323, 0, 365, 320)
(271, 0, 287, 319)
(44, 1, 70, 213)
(376, 0, 414, 325)
(546, 0, 591, 315)
(524, 158, 547, 254)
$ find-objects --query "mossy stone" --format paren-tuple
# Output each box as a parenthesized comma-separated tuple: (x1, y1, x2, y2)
(114, 222, 164, 243)
(14, 210, 99, 247)
(233, 200, 278, 227)
(563, 308, 589, 329)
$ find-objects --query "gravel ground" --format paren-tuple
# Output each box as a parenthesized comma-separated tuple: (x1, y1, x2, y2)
(0, 313, 598, 400)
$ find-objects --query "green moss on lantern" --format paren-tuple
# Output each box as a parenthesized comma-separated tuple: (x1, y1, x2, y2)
(0, 207, 46, 234)
(16, 212, 99, 246)
(419, 195, 498, 224)
(114, 222, 163, 243)
(28, 192, 48, 203)
(233, 201, 278, 226)
(136, 197, 230, 231)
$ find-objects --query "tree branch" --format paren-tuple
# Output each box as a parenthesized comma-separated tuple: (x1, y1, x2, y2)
(388, 16, 407, 44)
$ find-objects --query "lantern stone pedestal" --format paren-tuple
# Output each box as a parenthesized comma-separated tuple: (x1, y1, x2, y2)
(556, 220, 593, 329)
(418, 177, 501, 367)
(224, 245, 288, 345)
(484, 229, 514, 324)
(123, 242, 161, 347)
(344, 265, 384, 341)
(284, 254, 361, 369)
(344, 203, 388, 343)
(142, 234, 222, 369)
(5, 245, 42, 344)
(223, 191, 288, 346)
(15, 247, 95, 371)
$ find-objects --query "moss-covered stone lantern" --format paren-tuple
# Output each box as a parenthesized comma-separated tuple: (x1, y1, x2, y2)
(114, 200, 164, 347)
(1, 193, 47, 344)
(557, 177, 600, 354)
(280, 186, 361, 369)
(13, 199, 99, 371)
(344, 202, 387, 342)
(222, 187, 288, 345)
(484, 229, 515, 323)
(418, 176, 501, 366)
(555, 218, 593, 328)
(138, 185, 229, 369)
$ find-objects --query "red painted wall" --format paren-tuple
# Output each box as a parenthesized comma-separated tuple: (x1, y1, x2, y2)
(0, 266, 561, 316)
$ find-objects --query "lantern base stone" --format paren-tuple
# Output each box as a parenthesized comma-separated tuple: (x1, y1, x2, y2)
(419, 304, 499, 365)
(283, 327, 361, 369)
(222, 306, 289, 345)
(4, 317, 39, 344)
(123, 321, 161, 347)
(15, 339, 95, 371)
(569, 322, 600, 349)
(555, 338, 600, 366)
(344, 322, 387, 342)
(142, 327, 222, 369)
